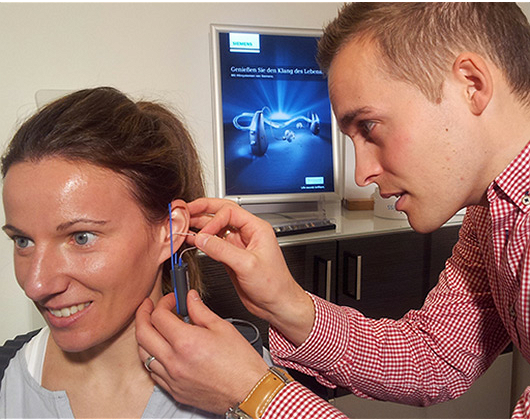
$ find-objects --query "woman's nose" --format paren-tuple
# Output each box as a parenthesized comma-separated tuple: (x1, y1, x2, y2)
(18, 245, 69, 302)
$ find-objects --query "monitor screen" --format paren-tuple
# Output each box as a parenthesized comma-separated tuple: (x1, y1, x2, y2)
(210, 24, 342, 207)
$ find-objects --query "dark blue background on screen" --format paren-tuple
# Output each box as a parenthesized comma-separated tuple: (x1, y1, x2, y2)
(218, 31, 335, 196)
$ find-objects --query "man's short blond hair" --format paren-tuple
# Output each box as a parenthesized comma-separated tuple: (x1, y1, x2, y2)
(319, 3, 530, 105)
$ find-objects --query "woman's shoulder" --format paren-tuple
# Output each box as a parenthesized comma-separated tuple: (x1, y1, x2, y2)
(0, 329, 43, 385)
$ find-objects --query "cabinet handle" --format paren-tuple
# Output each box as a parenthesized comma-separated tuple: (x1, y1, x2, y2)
(325, 259, 332, 301)
(313, 256, 333, 301)
(344, 252, 362, 301)
(356, 255, 362, 301)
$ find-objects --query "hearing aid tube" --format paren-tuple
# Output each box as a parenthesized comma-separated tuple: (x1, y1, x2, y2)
(171, 263, 190, 318)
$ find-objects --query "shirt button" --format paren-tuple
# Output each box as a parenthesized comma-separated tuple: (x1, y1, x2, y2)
(522, 195, 530, 206)
(509, 305, 516, 317)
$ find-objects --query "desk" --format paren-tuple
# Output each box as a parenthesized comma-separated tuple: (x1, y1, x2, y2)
(272, 203, 464, 246)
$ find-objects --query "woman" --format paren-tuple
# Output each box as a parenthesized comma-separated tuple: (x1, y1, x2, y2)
(0, 87, 214, 418)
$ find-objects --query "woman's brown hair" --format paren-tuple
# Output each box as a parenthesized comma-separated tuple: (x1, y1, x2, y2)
(1, 86, 205, 294)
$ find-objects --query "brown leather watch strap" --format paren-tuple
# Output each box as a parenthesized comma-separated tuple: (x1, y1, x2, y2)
(237, 367, 294, 418)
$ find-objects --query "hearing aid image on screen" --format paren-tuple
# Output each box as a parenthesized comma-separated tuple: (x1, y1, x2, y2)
(215, 28, 335, 198)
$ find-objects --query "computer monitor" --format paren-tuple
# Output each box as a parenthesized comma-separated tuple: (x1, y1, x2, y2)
(210, 24, 342, 214)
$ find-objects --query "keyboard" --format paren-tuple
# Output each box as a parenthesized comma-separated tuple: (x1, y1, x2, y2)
(272, 218, 336, 237)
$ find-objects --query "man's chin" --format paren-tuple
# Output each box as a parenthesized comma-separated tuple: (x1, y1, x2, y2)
(406, 211, 449, 234)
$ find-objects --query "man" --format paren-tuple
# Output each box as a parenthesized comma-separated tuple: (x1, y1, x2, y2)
(136, 3, 530, 418)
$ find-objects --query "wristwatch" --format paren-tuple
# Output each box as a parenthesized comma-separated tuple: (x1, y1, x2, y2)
(225, 366, 294, 419)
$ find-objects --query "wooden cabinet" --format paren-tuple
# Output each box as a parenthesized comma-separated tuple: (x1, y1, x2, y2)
(299, 241, 337, 301)
(198, 224, 462, 342)
(198, 240, 337, 348)
(198, 253, 270, 347)
(198, 225, 463, 368)
(336, 231, 429, 320)
(334, 225, 461, 320)
(427, 224, 461, 291)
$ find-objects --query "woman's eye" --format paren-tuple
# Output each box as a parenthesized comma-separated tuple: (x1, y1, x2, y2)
(13, 236, 34, 249)
(73, 232, 97, 246)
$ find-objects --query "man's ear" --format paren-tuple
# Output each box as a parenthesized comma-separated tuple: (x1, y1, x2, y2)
(452, 52, 493, 116)
(157, 199, 190, 264)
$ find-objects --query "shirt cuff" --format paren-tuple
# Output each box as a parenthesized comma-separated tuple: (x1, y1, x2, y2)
(269, 293, 350, 384)
(262, 382, 347, 419)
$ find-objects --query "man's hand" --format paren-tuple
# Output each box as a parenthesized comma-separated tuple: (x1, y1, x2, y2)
(188, 198, 315, 346)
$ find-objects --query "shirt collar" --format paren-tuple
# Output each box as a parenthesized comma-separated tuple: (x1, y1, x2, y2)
(488, 140, 530, 212)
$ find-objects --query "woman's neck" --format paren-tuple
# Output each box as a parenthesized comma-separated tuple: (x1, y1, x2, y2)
(42, 319, 156, 418)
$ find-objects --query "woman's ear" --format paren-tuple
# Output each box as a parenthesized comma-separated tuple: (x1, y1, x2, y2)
(157, 199, 190, 264)
(452, 52, 493, 116)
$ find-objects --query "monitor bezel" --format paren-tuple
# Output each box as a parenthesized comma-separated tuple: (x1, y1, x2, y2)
(210, 23, 343, 207)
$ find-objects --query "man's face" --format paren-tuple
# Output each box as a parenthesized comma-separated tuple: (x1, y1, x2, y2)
(329, 38, 486, 233)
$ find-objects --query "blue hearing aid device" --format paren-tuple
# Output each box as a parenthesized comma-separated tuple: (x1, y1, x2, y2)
(169, 203, 190, 322)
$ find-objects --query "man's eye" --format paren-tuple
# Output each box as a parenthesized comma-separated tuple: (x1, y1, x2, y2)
(73, 232, 97, 246)
(13, 236, 34, 249)
(360, 120, 376, 136)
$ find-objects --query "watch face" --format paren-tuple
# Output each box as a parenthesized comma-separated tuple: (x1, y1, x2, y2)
(225, 409, 237, 419)
(225, 408, 251, 419)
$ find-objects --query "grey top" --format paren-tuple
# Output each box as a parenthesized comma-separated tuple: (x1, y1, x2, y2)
(0, 328, 217, 418)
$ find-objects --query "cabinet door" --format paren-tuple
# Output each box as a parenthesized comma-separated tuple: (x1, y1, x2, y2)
(428, 224, 461, 292)
(337, 231, 429, 320)
(197, 241, 336, 348)
(198, 254, 271, 346)
(284, 241, 337, 302)
(283, 241, 338, 400)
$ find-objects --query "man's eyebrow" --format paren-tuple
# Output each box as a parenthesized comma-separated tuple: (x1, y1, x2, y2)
(338, 107, 371, 130)
(56, 219, 108, 232)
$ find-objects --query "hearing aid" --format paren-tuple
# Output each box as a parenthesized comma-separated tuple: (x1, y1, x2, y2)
(168, 203, 194, 323)
(171, 262, 190, 321)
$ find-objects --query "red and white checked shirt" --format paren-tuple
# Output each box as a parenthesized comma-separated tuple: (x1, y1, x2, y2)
(264, 142, 530, 419)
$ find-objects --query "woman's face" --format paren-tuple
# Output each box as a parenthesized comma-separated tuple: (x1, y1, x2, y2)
(2, 158, 170, 352)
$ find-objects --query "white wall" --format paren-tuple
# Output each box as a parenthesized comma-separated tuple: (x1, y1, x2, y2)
(3, 2, 530, 345)
(0, 2, 343, 343)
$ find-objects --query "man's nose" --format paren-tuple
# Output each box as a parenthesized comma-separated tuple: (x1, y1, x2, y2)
(353, 142, 383, 187)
